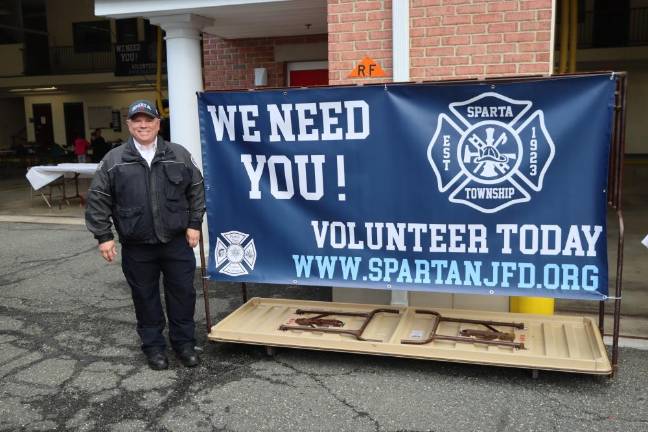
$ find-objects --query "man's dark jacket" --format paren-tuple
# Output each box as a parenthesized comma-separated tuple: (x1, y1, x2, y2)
(85, 136, 205, 244)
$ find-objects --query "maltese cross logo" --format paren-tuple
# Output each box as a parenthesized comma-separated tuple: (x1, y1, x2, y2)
(428, 92, 555, 213)
(215, 231, 257, 276)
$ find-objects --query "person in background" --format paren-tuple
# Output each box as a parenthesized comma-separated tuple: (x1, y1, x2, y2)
(74, 133, 90, 163)
(91, 129, 110, 162)
(85, 99, 205, 370)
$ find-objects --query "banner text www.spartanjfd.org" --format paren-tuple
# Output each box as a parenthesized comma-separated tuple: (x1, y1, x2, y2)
(291, 221, 603, 292)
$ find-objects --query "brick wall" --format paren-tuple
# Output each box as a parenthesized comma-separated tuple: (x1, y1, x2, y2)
(328, 0, 394, 84)
(328, 0, 553, 85)
(410, 0, 552, 80)
(202, 1, 553, 89)
(203, 34, 327, 90)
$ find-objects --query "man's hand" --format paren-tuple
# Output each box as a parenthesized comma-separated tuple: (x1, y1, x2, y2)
(186, 228, 200, 248)
(99, 240, 117, 262)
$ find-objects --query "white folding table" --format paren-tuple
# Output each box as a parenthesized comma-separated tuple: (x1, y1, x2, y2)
(26, 163, 98, 208)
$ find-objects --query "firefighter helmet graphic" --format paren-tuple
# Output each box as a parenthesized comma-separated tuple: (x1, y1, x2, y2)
(428, 92, 555, 213)
(215, 231, 257, 276)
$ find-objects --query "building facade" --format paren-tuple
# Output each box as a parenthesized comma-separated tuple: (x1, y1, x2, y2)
(91, 0, 648, 311)
(0, 0, 168, 154)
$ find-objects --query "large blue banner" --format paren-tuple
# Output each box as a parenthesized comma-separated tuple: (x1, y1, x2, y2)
(198, 74, 616, 300)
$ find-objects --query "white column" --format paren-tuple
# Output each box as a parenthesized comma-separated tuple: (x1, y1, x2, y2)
(391, 0, 410, 307)
(149, 13, 211, 167)
(392, 0, 410, 82)
(149, 14, 212, 260)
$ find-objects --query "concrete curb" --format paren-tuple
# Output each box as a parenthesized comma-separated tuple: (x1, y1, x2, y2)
(0, 215, 85, 225)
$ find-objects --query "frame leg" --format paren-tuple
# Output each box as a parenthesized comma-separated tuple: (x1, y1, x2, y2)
(598, 301, 605, 335)
(198, 229, 212, 334)
(241, 282, 248, 303)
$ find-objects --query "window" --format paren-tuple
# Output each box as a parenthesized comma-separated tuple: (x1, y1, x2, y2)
(73, 21, 111, 53)
(144, 19, 160, 43)
(592, 0, 630, 48)
(143, 19, 165, 64)
(116, 18, 138, 44)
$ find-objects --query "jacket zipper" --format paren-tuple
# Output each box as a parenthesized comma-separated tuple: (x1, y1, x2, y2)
(144, 158, 158, 241)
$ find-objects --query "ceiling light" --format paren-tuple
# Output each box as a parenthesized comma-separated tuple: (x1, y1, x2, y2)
(9, 86, 58, 92)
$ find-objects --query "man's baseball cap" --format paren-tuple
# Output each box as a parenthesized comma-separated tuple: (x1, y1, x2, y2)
(127, 99, 159, 119)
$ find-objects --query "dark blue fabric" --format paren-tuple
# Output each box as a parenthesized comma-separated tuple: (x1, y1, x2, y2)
(198, 74, 616, 300)
(121, 236, 196, 353)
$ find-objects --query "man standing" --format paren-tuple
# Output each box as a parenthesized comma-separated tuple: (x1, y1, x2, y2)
(91, 129, 110, 162)
(85, 100, 205, 370)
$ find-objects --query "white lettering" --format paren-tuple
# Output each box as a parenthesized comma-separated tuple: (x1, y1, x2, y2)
(267, 155, 294, 199)
(267, 104, 295, 141)
(239, 105, 260, 142)
(240, 154, 265, 199)
(296, 103, 319, 141)
(344, 100, 370, 140)
(319, 102, 343, 140)
(207, 105, 237, 141)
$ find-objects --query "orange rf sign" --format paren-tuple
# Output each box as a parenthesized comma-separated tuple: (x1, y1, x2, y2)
(348, 56, 386, 78)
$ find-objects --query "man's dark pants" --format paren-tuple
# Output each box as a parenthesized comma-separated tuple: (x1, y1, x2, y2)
(121, 236, 196, 354)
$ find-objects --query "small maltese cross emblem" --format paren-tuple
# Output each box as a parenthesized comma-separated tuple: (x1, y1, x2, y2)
(215, 231, 257, 276)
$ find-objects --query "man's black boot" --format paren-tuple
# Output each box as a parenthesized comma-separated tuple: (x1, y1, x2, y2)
(176, 346, 199, 367)
(146, 351, 169, 370)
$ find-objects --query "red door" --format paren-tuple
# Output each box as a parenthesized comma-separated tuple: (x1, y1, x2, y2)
(289, 69, 328, 87)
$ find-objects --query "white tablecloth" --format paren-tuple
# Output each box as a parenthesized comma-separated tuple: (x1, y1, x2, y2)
(26, 163, 98, 190)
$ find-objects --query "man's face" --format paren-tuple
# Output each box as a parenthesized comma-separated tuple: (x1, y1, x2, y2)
(127, 114, 160, 145)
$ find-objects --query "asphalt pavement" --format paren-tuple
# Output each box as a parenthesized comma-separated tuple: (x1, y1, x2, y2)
(1, 222, 647, 432)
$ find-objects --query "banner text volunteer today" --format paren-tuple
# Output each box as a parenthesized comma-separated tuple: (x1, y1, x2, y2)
(291, 221, 603, 293)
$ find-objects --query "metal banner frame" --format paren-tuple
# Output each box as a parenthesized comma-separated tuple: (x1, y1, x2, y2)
(275, 307, 526, 349)
(604, 71, 627, 376)
(199, 71, 627, 377)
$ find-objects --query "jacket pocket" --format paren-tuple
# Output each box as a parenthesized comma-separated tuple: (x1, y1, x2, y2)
(115, 206, 144, 239)
(164, 202, 189, 233)
(163, 164, 186, 201)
